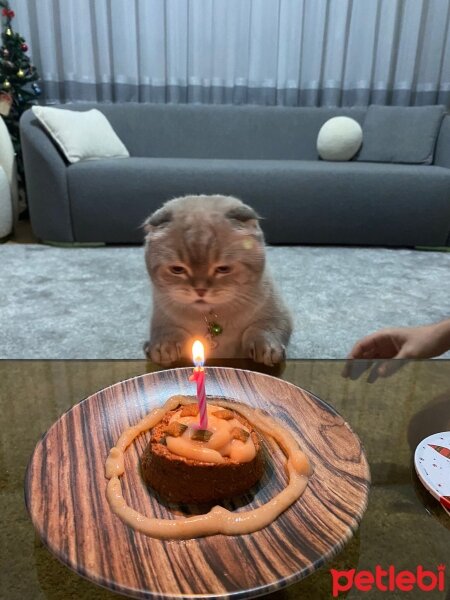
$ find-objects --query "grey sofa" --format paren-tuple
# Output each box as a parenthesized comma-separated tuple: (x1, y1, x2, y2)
(20, 103, 450, 246)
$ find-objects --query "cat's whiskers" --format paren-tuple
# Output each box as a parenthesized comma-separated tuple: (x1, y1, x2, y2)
(234, 287, 264, 304)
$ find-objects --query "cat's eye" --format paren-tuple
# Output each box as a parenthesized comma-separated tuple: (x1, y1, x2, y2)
(169, 265, 187, 275)
(215, 265, 231, 274)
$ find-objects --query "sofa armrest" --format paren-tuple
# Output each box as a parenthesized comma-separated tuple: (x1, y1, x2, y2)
(20, 109, 74, 242)
(0, 166, 12, 237)
(0, 116, 18, 227)
(434, 115, 450, 169)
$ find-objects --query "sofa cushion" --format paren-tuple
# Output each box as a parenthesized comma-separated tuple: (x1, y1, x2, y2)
(67, 158, 450, 246)
(32, 106, 130, 163)
(56, 104, 366, 161)
(357, 105, 446, 164)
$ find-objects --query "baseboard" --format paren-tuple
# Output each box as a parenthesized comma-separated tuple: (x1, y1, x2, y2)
(415, 246, 450, 252)
(42, 240, 106, 248)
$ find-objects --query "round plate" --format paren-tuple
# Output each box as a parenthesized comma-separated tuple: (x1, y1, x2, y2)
(414, 431, 450, 516)
(25, 367, 370, 599)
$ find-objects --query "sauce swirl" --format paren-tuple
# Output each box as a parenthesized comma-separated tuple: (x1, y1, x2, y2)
(105, 395, 311, 539)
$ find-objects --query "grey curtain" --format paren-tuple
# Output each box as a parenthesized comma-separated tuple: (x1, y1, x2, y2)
(13, 0, 450, 107)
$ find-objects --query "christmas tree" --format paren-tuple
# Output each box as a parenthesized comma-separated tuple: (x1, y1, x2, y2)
(0, 0, 41, 208)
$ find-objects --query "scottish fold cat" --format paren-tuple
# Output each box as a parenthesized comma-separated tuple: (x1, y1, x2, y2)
(144, 195, 292, 366)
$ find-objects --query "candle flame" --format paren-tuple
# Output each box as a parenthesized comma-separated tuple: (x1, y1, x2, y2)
(192, 340, 205, 366)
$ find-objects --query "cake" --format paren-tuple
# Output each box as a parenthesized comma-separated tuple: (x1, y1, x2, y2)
(140, 401, 265, 503)
(106, 394, 311, 539)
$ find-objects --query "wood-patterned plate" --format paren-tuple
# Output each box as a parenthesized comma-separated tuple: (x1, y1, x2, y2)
(25, 367, 370, 599)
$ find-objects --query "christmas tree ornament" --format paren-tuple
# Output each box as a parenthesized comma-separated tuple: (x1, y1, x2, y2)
(32, 82, 41, 95)
(21, 43, 27, 51)
(5, 27, 12, 36)
(16, 68, 24, 77)
(2, 79, 11, 89)
(2, 49, 9, 57)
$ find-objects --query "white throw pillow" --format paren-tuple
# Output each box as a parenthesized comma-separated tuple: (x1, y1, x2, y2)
(317, 116, 363, 161)
(32, 106, 129, 163)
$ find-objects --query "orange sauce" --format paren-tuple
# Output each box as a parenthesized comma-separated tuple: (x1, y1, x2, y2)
(105, 395, 311, 540)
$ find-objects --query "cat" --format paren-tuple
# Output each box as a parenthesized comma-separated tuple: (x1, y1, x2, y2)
(143, 194, 292, 366)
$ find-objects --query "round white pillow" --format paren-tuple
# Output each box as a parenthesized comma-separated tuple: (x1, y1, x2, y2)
(317, 116, 363, 161)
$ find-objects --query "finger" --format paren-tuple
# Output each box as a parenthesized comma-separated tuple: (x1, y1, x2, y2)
(376, 360, 390, 377)
(342, 359, 374, 380)
(341, 359, 352, 378)
(348, 337, 379, 360)
(377, 360, 405, 378)
(394, 347, 412, 360)
(367, 362, 382, 383)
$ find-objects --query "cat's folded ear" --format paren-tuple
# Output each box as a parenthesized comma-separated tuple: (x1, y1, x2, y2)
(142, 207, 173, 233)
(226, 205, 260, 222)
(226, 204, 263, 236)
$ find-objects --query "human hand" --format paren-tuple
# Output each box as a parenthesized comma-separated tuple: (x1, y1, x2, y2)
(342, 320, 450, 379)
(349, 322, 450, 360)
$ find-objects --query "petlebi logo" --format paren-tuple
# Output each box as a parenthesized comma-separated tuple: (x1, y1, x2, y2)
(330, 564, 446, 597)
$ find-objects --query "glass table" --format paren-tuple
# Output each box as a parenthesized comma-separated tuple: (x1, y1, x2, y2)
(1, 359, 449, 599)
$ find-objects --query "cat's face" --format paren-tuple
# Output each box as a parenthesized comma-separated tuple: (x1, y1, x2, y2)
(144, 195, 265, 310)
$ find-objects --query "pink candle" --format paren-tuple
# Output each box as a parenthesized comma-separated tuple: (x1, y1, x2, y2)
(190, 340, 208, 429)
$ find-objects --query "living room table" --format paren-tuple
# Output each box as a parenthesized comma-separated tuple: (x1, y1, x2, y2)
(1, 359, 449, 599)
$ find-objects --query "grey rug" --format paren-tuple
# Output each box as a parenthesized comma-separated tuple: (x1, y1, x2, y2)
(1, 244, 449, 359)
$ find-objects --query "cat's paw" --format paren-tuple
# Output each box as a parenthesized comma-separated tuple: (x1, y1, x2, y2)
(144, 339, 182, 366)
(246, 338, 286, 366)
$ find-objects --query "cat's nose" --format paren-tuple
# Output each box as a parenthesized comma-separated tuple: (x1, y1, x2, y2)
(195, 289, 207, 298)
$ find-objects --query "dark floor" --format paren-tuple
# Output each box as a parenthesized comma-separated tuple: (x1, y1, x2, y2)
(5, 218, 37, 244)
